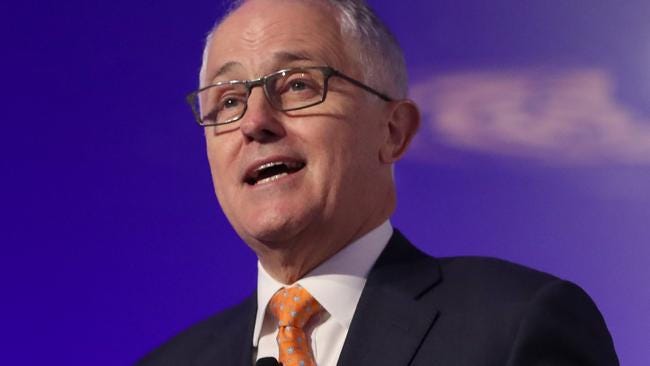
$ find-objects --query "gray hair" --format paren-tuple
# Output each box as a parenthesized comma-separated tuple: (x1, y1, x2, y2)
(200, 0, 408, 99)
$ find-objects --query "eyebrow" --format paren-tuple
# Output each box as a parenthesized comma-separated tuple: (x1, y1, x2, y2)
(209, 61, 242, 82)
(273, 51, 314, 64)
(207, 51, 318, 83)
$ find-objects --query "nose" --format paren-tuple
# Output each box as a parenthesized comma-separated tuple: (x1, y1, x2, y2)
(239, 87, 286, 143)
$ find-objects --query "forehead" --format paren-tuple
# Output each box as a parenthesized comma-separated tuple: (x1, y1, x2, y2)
(205, 0, 352, 81)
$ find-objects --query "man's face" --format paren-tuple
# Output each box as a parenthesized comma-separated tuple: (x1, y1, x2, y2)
(203, 0, 393, 249)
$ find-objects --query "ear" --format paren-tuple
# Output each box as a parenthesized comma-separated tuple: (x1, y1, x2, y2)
(379, 99, 421, 163)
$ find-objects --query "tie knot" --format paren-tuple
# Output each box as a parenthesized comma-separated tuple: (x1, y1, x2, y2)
(269, 285, 322, 328)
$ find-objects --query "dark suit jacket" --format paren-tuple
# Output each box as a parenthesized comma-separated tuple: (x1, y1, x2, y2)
(139, 230, 618, 365)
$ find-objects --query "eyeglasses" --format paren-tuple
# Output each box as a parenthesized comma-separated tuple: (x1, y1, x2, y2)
(186, 66, 393, 127)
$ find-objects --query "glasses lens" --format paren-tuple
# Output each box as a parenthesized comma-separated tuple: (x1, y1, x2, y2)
(196, 82, 248, 125)
(266, 68, 326, 111)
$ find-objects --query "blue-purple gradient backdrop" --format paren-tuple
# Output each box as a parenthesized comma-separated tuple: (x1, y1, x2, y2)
(3, 0, 648, 364)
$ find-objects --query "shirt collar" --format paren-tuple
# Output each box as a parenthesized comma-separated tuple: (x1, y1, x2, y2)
(252, 220, 393, 346)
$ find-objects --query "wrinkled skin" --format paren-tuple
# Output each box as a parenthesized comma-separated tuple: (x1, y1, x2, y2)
(203, 0, 419, 283)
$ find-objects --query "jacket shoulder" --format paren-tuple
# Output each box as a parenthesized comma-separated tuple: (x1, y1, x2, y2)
(429, 256, 563, 334)
(417, 256, 618, 364)
(137, 295, 255, 366)
(437, 256, 559, 296)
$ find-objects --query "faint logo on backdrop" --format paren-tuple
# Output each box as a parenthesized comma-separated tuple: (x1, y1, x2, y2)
(409, 68, 650, 165)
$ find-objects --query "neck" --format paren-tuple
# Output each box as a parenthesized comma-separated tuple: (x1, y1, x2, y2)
(252, 180, 396, 284)
(257, 238, 346, 284)
(255, 214, 391, 284)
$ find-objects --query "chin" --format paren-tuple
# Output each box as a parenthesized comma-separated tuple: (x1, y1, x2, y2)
(237, 215, 302, 247)
(237, 209, 314, 248)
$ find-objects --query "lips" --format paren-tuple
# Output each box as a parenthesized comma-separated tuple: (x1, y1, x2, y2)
(244, 159, 306, 185)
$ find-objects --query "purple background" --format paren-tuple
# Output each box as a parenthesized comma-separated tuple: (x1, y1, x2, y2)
(2, 0, 648, 364)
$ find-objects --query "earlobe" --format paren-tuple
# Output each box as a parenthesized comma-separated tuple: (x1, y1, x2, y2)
(379, 100, 421, 163)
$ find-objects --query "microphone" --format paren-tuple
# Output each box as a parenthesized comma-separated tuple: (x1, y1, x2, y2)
(256, 357, 282, 366)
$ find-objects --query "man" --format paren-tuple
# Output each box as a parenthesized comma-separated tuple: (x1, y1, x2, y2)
(140, 0, 618, 365)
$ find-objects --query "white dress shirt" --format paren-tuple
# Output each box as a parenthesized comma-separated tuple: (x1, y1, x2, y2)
(253, 221, 393, 366)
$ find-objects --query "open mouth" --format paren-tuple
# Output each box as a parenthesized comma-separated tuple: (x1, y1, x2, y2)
(244, 160, 306, 186)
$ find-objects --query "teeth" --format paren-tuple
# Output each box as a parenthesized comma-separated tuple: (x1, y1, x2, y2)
(246, 160, 305, 185)
(256, 172, 289, 185)
(256, 161, 284, 172)
(255, 161, 300, 172)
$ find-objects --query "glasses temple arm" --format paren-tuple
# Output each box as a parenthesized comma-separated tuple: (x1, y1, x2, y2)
(331, 71, 394, 101)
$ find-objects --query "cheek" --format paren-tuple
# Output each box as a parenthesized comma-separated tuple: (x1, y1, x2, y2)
(306, 126, 372, 189)
(209, 157, 242, 230)
(206, 131, 238, 175)
(205, 138, 236, 200)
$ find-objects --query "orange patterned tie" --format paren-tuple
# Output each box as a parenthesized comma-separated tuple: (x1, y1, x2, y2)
(268, 285, 322, 366)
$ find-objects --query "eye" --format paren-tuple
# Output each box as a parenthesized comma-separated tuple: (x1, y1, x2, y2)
(203, 94, 245, 121)
(279, 72, 321, 96)
(198, 83, 247, 123)
(222, 97, 242, 109)
(290, 80, 308, 91)
(215, 91, 247, 110)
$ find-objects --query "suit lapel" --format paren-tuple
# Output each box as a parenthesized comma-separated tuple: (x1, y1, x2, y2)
(337, 230, 442, 366)
(193, 294, 257, 366)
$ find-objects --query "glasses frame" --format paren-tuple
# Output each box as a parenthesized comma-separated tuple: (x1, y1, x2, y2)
(186, 66, 393, 127)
